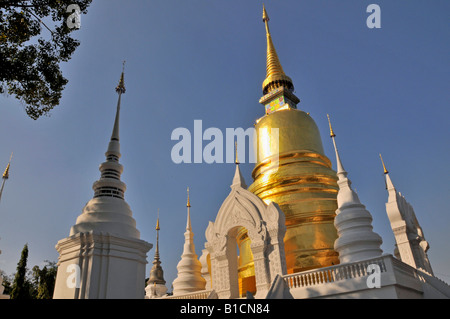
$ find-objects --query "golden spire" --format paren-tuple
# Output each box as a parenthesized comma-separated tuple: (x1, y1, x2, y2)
(379, 154, 389, 174)
(2, 152, 12, 179)
(327, 115, 345, 174)
(262, 4, 294, 94)
(327, 114, 336, 138)
(0, 152, 12, 203)
(186, 187, 191, 207)
(115, 60, 126, 95)
(262, 4, 270, 30)
(156, 208, 160, 231)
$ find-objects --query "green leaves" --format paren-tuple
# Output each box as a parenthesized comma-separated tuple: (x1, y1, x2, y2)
(10, 244, 30, 299)
(0, 0, 92, 120)
(4, 244, 57, 299)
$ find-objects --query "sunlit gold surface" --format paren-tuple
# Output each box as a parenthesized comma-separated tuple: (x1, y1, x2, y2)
(327, 114, 336, 138)
(2, 163, 10, 179)
(379, 153, 389, 174)
(206, 253, 212, 289)
(249, 108, 340, 273)
(236, 227, 256, 297)
(115, 61, 126, 94)
(2, 152, 12, 179)
(187, 187, 191, 207)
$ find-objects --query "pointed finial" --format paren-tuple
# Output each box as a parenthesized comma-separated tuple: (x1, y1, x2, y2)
(327, 115, 346, 175)
(2, 152, 13, 179)
(235, 140, 240, 165)
(379, 154, 389, 174)
(186, 187, 191, 207)
(185, 187, 192, 231)
(2, 164, 9, 179)
(115, 61, 126, 94)
(327, 114, 336, 138)
(156, 208, 160, 231)
(262, 4, 269, 23)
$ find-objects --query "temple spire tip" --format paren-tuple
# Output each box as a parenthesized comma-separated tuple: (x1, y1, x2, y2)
(327, 114, 336, 138)
(115, 60, 126, 95)
(2, 152, 13, 179)
(262, 4, 269, 23)
(379, 154, 389, 175)
(156, 208, 160, 231)
(186, 187, 191, 207)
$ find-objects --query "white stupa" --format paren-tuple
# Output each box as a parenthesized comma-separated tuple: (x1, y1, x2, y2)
(381, 155, 434, 275)
(327, 115, 383, 263)
(53, 67, 152, 299)
(172, 188, 206, 295)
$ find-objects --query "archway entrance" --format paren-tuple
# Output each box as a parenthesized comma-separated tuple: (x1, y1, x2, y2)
(203, 169, 288, 299)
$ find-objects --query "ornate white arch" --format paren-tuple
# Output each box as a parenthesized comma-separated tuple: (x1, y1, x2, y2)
(203, 166, 287, 299)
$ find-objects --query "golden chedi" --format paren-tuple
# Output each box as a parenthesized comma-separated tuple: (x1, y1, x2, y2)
(247, 6, 340, 274)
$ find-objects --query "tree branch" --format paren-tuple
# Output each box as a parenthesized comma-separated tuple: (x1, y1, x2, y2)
(23, 6, 55, 36)
(0, 0, 37, 8)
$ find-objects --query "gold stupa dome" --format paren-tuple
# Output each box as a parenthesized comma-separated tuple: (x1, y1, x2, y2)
(254, 109, 326, 167)
(248, 5, 340, 274)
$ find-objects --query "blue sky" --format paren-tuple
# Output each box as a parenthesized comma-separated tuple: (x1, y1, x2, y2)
(0, 0, 449, 290)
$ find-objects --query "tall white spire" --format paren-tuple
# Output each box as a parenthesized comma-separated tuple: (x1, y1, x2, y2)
(381, 155, 433, 274)
(327, 115, 358, 206)
(172, 188, 206, 295)
(69, 65, 140, 239)
(53, 65, 152, 299)
(327, 115, 383, 263)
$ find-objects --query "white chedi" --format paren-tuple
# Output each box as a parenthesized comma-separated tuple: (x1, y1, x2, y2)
(53, 72, 152, 299)
(328, 115, 383, 263)
(172, 189, 206, 295)
(382, 156, 434, 275)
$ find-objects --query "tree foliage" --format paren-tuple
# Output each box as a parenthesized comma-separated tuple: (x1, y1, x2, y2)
(10, 243, 31, 299)
(32, 260, 57, 299)
(0, 0, 92, 120)
(3, 244, 57, 299)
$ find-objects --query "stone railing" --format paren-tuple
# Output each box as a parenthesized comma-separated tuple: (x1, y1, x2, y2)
(162, 289, 215, 299)
(283, 256, 387, 289)
(389, 255, 419, 278)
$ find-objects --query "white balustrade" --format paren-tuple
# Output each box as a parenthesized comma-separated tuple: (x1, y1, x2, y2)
(283, 256, 388, 289)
